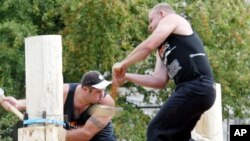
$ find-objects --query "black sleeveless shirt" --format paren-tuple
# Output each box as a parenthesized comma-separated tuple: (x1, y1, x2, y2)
(64, 83, 116, 141)
(158, 32, 213, 84)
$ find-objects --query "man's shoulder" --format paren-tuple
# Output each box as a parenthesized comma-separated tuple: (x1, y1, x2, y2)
(101, 94, 115, 107)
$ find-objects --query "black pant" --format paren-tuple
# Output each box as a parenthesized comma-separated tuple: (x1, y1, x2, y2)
(11, 120, 23, 141)
(147, 76, 216, 141)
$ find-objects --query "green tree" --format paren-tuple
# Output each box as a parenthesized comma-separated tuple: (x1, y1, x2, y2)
(61, 0, 152, 81)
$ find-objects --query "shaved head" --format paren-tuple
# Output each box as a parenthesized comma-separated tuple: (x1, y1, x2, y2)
(151, 3, 176, 14)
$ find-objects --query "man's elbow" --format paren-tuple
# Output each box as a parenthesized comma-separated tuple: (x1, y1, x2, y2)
(152, 76, 168, 89)
(149, 81, 166, 89)
(154, 83, 166, 89)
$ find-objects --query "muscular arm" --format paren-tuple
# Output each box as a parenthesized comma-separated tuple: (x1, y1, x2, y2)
(125, 52, 169, 89)
(66, 95, 115, 141)
(66, 115, 109, 141)
(3, 84, 71, 111)
(121, 14, 178, 69)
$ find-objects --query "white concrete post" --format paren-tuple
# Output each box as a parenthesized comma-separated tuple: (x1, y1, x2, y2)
(191, 83, 223, 141)
(18, 35, 65, 141)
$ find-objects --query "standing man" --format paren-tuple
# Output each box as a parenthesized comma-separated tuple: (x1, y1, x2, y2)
(2, 71, 117, 141)
(113, 3, 215, 141)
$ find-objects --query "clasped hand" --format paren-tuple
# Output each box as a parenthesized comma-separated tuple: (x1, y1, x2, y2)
(112, 62, 126, 86)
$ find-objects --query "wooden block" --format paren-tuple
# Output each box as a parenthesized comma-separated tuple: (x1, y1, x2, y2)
(18, 125, 66, 141)
(25, 35, 64, 121)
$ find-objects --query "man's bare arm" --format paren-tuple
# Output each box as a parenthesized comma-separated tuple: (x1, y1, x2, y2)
(125, 52, 169, 89)
(121, 14, 178, 69)
(66, 95, 115, 141)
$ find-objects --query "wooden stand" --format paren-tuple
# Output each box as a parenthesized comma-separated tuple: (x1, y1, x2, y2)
(18, 125, 65, 141)
(18, 35, 65, 141)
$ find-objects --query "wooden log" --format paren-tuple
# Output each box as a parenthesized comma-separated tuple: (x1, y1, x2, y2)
(191, 83, 223, 141)
(18, 35, 65, 141)
(18, 125, 65, 141)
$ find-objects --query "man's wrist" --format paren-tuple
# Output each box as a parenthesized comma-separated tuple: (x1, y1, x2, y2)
(120, 61, 127, 71)
(17, 99, 26, 111)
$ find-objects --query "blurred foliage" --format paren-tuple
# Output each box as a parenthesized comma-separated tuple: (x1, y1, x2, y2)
(113, 97, 150, 141)
(0, 109, 19, 141)
(0, 0, 250, 140)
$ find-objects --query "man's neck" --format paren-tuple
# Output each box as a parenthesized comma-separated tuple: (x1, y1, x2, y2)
(74, 87, 89, 109)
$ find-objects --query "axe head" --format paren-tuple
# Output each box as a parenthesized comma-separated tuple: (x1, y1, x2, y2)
(89, 104, 123, 117)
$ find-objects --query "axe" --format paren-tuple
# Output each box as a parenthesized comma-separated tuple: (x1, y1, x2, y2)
(88, 104, 123, 117)
(88, 82, 123, 117)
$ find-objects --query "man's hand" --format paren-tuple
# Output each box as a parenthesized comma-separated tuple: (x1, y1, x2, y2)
(3, 96, 19, 109)
(0, 96, 24, 120)
(2, 97, 26, 111)
(112, 62, 123, 77)
(112, 62, 126, 86)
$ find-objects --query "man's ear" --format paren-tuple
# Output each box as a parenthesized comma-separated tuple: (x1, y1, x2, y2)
(160, 10, 166, 18)
(82, 86, 92, 93)
(82, 86, 88, 91)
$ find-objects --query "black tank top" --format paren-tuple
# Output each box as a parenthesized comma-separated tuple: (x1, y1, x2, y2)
(64, 83, 117, 141)
(158, 32, 213, 84)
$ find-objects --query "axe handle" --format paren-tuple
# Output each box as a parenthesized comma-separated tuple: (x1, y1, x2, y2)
(111, 84, 118, 101)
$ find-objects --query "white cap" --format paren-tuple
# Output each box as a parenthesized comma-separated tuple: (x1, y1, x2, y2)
(81, 71, 111, 89)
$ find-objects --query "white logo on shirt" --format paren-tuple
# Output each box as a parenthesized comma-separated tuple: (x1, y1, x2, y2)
(160, 42, 176, 65)
(167, 59, 182, 79)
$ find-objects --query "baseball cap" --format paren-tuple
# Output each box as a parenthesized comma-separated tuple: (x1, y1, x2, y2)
(81, 71, 111, 89)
